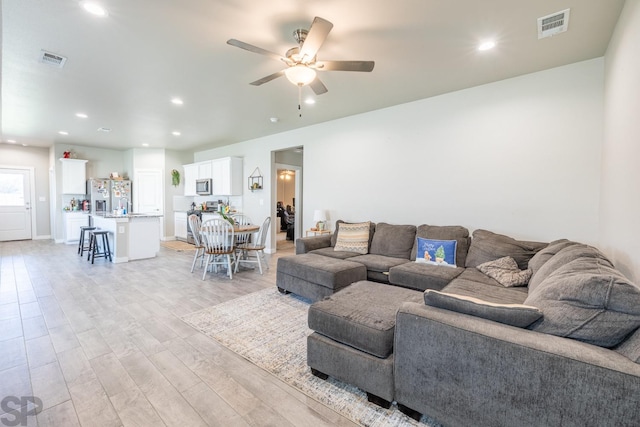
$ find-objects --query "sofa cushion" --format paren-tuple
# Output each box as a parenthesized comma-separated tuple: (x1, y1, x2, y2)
(525, 257, 640, 348)
(333, 221, 371, 254)
(410, 224, 471, 266)
(424, 290, 543, 328)
(309, 246, 361, 260)
(465, 229, 546, 270)
(615, 327, 640, 363)
(527, 239, 575, 275)
(349, 254, 410, 273)
(415, 238, 458, 267)
(389, 262, 465, 292)
(528, 243, 612, 293)
(477, 256, 532, 288)
(331, 220, 376, 249)
(442, 269, 528, 304)
(369, 223, 416, 259)
(308, 280, 423, 358)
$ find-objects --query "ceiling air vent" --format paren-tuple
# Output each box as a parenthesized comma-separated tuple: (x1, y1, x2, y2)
(39, 50, 67, 68)
(538, 9, 570, 39)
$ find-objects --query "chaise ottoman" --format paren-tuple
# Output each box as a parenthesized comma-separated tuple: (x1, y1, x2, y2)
(307, 280, 423, 407)
(276, 253, 367, 302)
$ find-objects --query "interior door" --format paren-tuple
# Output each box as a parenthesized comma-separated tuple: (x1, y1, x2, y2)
(134, 170, 163, 214)
(0, 168, 32, 241)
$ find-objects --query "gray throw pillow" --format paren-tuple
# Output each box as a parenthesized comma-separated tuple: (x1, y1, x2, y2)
(465, 229, 546, 270)
(525, 257, 640, 348)
(476, 256, 532, 287)
(424, 290, 543, 328)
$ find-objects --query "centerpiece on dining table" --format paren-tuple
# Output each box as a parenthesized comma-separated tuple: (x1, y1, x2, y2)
(219, 205, 236, 226)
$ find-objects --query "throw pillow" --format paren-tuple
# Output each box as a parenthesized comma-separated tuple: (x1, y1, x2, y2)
(333, 222, 371, 254)
(476, 256, 532, 287)
(525, 257, 640, 348)
(415, 237, 457, 267)
(424, 290, 543, 328)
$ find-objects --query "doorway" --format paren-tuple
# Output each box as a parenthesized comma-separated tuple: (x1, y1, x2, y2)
(0, 167, 34, 241)
(272, 147, 303, 252)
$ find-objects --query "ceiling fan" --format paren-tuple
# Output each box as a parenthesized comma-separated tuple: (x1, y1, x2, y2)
(227, 17, 375, 96)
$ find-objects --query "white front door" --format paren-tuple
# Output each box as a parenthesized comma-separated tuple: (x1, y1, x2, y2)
(134, 169, 163, 214)
(0, 168, 32, 241)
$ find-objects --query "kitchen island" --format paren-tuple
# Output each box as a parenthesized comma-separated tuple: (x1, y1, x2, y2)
(91, 213, 162, 263)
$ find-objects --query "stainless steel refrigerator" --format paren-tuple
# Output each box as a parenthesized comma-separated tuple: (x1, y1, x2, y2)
(86, 178, 111, 213)
(110, 179, 132, 213)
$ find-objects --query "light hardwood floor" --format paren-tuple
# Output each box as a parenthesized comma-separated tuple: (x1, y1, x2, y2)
(0, 239, 357, 427)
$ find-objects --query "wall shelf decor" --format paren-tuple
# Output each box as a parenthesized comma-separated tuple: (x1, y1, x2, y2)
(248, 167, 263, 191)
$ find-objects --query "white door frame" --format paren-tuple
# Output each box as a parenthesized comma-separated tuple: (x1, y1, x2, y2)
(275, 162, 302, 241)
(0, 165, 37, 240)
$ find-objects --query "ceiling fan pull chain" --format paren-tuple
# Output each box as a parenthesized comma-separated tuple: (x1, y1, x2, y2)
(298, 85, 303, 118)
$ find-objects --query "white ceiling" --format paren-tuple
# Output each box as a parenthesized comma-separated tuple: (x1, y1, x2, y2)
(1, 0, 624, 151)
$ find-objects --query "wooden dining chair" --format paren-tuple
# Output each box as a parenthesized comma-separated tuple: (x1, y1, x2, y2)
(231, 214, 253, 256)
(235, 216, 271, 274)
(201, 219, 236, 280)
(188, 214, 205, 273)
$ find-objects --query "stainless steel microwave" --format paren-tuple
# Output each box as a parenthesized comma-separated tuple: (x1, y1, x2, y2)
(196, 178, 212, 195)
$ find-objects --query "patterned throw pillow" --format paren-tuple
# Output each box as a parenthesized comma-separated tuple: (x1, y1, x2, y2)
(334, 222, 371, 254)
(415, 238, 457, 267)
(477, 256, 532, 287)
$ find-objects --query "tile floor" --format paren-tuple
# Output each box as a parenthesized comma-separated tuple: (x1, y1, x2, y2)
(0, 239, 356, 426)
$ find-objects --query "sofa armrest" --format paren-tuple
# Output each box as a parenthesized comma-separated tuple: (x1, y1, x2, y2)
(295, 235, 332, 254)
(394, 302, 640, 427)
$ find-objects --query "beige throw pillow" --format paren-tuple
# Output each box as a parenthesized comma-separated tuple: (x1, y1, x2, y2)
(477, 256, 532, 287)
(334, 222, 371, 254)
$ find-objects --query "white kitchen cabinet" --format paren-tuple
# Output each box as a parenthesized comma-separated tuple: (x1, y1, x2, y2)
(59, 158, 88, 194)
(64, 212, 89, 244)
(211, 157, 242, 196)
(174, 212, 187, 241)
(183, 161, 213, 196)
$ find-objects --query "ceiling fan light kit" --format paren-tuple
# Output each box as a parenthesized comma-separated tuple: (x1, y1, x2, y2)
(284, 65, 316, 86)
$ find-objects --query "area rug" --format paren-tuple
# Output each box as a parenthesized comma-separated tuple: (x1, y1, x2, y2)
(181, 288, 439, 427)
(160, 240, 196, 251)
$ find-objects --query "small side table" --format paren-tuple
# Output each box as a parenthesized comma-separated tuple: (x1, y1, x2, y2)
(306, 229, 331, 237)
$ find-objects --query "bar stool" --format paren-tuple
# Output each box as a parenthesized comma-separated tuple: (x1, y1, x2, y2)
(87, 230, 112, 264)
(77, 226, 96, 256)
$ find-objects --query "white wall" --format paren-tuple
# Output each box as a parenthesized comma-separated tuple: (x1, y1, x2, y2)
(196, 58, 604, 253)
(601, 0, 640, 282)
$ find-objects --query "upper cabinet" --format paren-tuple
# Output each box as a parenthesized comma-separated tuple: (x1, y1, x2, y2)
(59, 158, 88, 194)
(212, 157, 242, 196)
(183, 157, 242, 196)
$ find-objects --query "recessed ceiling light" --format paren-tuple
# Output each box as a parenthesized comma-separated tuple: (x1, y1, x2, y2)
(75, 112, 88, 118)
(269, 117, 279, 123)
(172, 131, 181, 136)
(304, 98, 316, 105)
(97, 127, 112, 133)
(80, 1, 108, 17)
(7, 139, 16, 143)
(142, 143, 149, 147)
(478, 41, 496, 51)
(22, 144, 28, 147)
(58, 131, 69, 135)
(171, 98, 184, 105)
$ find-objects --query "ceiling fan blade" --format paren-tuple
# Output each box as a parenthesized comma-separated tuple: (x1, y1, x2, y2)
(299, 17, 333, 61)
(227, 39, 287, 63)
(250, 70, 285, 86)
(315, 60, 375, 72)
(309, 77, 328, 95)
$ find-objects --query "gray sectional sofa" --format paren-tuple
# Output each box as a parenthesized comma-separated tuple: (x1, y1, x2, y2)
(276, 221, 640, 426)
